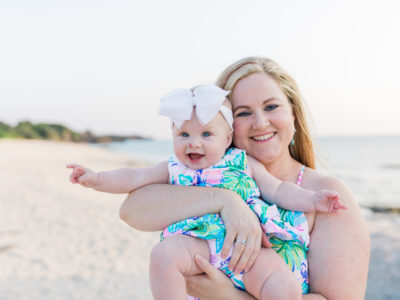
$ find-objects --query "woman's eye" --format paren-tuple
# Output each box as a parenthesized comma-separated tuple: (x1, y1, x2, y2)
(181, 132, 189, 137)
(265, 104, 278, 111)
(236, 111, 251, 117)
(202, 132, 211, 137)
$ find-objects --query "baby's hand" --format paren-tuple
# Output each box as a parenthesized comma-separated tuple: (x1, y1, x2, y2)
(313, 190, 347, 214)
(66, 163, 98, 188)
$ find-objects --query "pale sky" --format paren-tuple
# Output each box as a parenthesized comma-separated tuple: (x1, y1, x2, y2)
(1, 0, 400, 139)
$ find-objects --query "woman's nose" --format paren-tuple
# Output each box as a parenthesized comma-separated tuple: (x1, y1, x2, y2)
(252, 112, 269, 130)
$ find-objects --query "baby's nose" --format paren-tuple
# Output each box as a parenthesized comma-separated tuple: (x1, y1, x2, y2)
(189, 138, 201, 148)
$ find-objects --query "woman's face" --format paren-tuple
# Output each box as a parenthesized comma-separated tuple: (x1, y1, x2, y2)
(231, 72, 295, 165)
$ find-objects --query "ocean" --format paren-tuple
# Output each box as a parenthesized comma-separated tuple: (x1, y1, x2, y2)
(99, 136, 400, 210)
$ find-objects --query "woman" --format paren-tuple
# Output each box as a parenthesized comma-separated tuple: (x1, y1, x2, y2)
(120, 57, 370, 299)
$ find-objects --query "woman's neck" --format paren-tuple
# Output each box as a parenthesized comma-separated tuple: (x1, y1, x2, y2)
(263, 152, 300, 183)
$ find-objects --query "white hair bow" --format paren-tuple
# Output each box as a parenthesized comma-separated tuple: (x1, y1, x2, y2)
(159, 85, 233, 129)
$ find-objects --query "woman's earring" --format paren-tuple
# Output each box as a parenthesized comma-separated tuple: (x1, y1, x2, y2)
(291, 128, 296, 146)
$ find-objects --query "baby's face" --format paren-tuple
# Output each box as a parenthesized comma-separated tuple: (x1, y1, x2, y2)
(172, 111, 233, 170)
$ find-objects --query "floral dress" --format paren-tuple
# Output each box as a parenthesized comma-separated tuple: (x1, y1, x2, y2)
(161, 148, 310, 294)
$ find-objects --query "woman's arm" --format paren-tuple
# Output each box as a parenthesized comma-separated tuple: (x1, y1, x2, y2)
(307, 176, 370, 299)
(120, 184, 228, 230)
(120, 184, 264, 271)
(185, 175, 369, 300)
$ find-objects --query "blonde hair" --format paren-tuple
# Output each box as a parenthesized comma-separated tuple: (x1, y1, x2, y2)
(215, 56, 315, 169)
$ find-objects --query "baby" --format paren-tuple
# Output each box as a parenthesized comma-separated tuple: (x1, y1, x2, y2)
(67, 85, 345, 300)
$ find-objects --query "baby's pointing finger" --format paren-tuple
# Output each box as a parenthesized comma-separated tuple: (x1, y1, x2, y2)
(66, 163, 79, 169)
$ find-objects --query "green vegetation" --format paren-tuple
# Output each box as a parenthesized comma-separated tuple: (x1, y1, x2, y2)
(0, 121, 145, 143)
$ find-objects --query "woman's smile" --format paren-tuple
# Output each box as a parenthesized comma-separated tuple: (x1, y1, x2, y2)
(251, 132, 276, 142)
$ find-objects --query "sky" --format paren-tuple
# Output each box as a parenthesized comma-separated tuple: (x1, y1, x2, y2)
(1, 0, 400, 139)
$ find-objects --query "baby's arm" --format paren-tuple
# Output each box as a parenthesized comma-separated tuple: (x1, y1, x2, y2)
(247, 156, 346, 213)
(66, 161, 169, 194)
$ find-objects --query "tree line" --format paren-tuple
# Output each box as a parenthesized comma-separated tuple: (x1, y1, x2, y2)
(0, 121, 145, 143)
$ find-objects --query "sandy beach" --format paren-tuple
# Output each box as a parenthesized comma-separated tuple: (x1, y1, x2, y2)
(1, 139, 399, 299)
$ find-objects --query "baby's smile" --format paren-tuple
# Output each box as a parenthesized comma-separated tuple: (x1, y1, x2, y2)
(187, 153, 205, 163)
(186, 152, 205, 163)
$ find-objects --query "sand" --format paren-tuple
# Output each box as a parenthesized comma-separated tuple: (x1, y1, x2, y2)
(0, 139, 159, 300)
(0, 139, 399, 299)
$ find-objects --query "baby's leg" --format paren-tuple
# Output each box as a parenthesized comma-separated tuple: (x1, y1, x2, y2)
(149, 234, 210, 300)
(243, 247, 302, 300)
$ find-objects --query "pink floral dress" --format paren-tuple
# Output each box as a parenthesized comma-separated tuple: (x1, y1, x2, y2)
(161, 148, 310, 294)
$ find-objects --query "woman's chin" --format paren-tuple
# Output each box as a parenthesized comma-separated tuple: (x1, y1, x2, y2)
(249, 149, 281, 164)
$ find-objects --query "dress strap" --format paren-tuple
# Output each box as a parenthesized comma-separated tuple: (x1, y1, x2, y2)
(296, 165, 305, 186)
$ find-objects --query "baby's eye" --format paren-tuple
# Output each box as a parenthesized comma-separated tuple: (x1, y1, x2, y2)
(265, 104, 279, 111)
(181, 132, 189, 137)
(202, 132, 211, 137)
(236, 111, 251, 117)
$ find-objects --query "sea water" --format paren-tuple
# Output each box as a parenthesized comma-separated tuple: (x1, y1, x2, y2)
(100, 136, 400, 209)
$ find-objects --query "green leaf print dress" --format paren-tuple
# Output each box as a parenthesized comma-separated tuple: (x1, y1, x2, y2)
(161, 148, 310, 294)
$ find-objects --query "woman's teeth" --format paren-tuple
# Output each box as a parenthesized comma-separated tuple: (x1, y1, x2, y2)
(252, 132, 275, 141)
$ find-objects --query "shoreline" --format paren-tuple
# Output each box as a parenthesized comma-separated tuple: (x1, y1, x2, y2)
(363, 205, 400, 214)
(1, 139, 399, 299)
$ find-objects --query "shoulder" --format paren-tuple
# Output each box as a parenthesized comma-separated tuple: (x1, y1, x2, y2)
(302, 168, 361, 223)
(219, 148, 247, 166)
(302, 166, 367, 227)
(303, 169, 370, 298)
(168, 154, 179, 165)
(167, 155, 189, 176)
(225, 147, 246, 157)
(245, 154, 258, 165)
(302, 168, 350, 197)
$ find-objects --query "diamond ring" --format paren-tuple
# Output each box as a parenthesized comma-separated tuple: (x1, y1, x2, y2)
(235, 238, 247, 245)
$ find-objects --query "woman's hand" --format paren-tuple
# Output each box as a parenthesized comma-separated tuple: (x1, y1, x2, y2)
(216, 190, 271, 274)
(186, 255, 256, 300)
